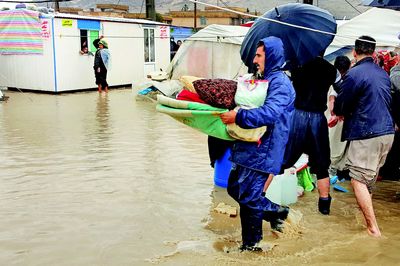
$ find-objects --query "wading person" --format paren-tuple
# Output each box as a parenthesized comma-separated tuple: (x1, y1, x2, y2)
(280, 51, 338, 215)
(220, 36, 295, 251)
(93, 36, 110, 93)
(334, 36, 395, 237)
(328, 55, 351, 180)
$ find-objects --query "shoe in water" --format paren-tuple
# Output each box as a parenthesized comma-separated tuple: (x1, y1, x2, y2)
(318, 195, 332, 215)
(239, 244, 263, 252)
(263, 206, 289, 232)
(269, 218, 285, 232)
(263, 206, 289, 221)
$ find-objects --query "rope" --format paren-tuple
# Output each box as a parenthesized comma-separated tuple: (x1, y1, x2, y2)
(188, 0, 400, 48)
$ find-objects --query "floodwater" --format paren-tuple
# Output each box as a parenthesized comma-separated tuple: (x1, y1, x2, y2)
(0, 89, 399, 266)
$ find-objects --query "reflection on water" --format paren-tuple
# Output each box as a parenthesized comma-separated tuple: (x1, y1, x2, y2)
(95, 93, 110, 139)
(0, 89, 399, 265)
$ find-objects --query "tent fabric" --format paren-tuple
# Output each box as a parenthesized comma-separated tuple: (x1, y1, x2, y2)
(0, 9, 43, 55)
(325, 8, 400, 57)
(362, 0, 400, 9)
(156, 95, 235, 141)
(166, 24, 250, 80)
(185, 24, 249, 45)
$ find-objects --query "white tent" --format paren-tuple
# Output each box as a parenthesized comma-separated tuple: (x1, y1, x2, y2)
(167, 24, 250, 80)
(325, 8, 400, 57)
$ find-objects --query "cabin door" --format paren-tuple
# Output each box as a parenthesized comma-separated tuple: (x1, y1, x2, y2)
(143, 28, 156, 76)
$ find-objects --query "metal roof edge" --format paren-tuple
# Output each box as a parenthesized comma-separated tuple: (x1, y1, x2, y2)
(53, 13, 169, 26)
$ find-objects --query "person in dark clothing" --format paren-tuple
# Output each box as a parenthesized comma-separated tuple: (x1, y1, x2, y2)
(220, 37, 295, 251)
(328, 56, 352, 181)
(207, 136, 233, 168)
(334, 36, 394, 237)
(170, 37, 178, 61)
(379, 60, 400, 180)
(93, 36, 110, 93)
(281, 54, 338, 215)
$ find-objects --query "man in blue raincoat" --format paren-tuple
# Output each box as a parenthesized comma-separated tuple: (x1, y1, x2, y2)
(220, 36, 296, 251)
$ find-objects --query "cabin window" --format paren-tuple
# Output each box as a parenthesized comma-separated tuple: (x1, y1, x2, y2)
(79, 29, 99, 54)
(144, 28, 155, 63)
(200, 16, 207, 26)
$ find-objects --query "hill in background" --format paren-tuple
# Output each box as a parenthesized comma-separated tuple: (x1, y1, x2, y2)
(54, 0, 369, 19)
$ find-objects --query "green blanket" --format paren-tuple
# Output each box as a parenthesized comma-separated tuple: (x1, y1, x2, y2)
(156, 95, 235, 141)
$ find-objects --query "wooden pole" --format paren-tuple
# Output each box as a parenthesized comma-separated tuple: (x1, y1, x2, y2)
(194, 1, 197, 30)
(146, 0, 156, 21)
(55, 0, 59, 12)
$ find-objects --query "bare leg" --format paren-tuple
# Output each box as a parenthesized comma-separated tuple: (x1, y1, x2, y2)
(351, 178, 381, 237)
(104, 86, 108, 93)
(98, 84, 102, 93)
(317, 177, 330, 198)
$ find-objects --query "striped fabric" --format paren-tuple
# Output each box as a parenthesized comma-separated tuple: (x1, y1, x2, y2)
(0, 9, 43, 55)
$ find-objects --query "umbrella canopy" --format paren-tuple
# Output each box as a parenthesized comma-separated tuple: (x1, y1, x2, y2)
(240, 3, 337, 72)
(362, 0, 400, 9)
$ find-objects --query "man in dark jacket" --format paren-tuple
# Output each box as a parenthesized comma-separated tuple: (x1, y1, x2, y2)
(334, 35, 395, 237)
(281, 53, 338, 215)
(220, 36, 295, 251)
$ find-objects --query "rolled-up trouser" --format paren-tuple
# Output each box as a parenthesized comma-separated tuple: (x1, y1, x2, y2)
(227, 163, 279, 246)
(345, 134, 394, 193)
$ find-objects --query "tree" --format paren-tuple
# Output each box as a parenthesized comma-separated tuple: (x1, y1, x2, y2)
(156, 12, 164, 22)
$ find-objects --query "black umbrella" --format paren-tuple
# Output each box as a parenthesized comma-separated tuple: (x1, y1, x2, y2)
(240, 3, 337, 72)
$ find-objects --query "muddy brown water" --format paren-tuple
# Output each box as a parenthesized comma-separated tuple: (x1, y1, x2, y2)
(0, 89, 399, 265)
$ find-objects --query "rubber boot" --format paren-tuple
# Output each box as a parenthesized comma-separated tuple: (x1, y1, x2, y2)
(263, 206, 289, 232)
(318, 194, 332, 215)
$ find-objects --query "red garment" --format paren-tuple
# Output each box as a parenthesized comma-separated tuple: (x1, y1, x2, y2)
(193, 79, 237, 109)
(176, 89, 206, 104)
(376, 50, 399, 74)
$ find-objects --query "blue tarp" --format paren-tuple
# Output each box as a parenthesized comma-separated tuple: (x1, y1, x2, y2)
(77, 20, 100, 30)
(170, 26, 194, 42)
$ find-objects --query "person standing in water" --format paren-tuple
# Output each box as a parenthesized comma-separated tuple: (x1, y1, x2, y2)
(93, 36, 111, 93)
(334, 36, 395, 237)
(220, 37, 295, 251)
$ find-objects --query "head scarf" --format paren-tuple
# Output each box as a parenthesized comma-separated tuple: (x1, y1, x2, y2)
(98, 39, 108, 49)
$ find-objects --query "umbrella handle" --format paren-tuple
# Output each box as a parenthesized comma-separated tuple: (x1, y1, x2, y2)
(275, 7, 281, 18)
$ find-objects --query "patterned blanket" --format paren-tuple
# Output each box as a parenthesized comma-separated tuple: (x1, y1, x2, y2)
(0, 9, 43, 55)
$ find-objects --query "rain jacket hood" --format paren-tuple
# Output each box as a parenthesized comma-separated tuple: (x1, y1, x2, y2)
(231, 36, 296, 175)
(262, 36, 286, 78)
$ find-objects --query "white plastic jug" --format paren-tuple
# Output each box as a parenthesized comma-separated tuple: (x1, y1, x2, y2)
(265, 168, 298, 206)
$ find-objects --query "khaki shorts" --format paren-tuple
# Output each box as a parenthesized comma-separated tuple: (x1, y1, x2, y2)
(344, 134, 394, 192)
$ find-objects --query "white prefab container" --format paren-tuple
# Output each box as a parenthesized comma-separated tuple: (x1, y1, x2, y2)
(0, 13, 171, 92)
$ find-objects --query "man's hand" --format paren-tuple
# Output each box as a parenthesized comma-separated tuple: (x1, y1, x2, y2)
(220, 110, 237, 124)
(328, 115, 339, 128)
(328, 95, 336, 116)
(328, 115, 344, 128)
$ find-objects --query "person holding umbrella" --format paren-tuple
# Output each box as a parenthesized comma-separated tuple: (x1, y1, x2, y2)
(220, 36, 295, 251)
(280, 52, 339, 215)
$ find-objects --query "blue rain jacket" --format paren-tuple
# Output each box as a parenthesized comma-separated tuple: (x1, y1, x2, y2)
(230, 37, 296, 175)
(334, 57, 394, 141)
